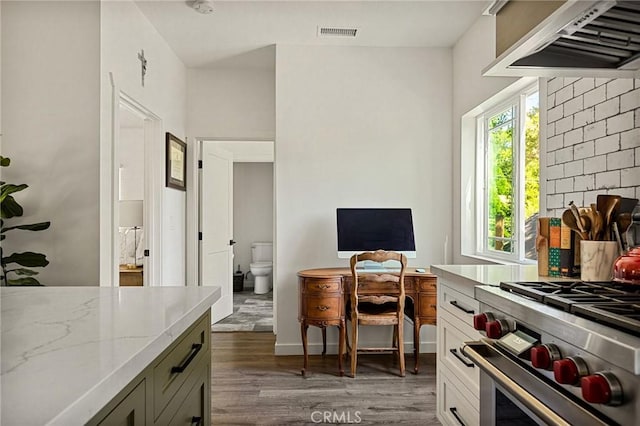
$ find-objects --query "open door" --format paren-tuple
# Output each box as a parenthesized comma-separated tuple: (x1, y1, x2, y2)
(200, 143, 234, 324)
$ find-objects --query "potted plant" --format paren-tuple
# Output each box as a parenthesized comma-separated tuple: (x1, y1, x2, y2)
(1, 156, 51, 285)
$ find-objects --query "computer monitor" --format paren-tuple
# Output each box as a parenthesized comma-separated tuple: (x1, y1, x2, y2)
(336, 208, 416, 259)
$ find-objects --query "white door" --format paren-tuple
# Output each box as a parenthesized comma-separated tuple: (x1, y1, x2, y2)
(201, 143, 234, 324)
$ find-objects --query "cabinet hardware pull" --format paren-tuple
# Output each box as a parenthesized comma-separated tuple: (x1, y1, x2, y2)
(171, 343, 203, 373)
(450, 348, 474, 368)
(449, 300, 474, 314)
(317, 284, 330, 289)
(317, 305, 330, 311)
(430, 304, 437, 309)
(449, 407, 466, 426)
(191, 416, 203, 426)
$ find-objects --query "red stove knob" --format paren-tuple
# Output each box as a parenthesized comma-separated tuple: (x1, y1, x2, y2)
(581, 372, 623, 406)
(530, 344, 561, 370)
(554, 357, 589, 385)
(473, 312, 495, 331)
(485, 319, 510, 339)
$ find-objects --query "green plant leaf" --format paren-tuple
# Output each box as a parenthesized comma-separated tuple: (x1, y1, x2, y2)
(0, 183, 28, 203)
(6, 268, 39, 276)
(1, 221, 51, 233)
(0, 156, 10, 167)
(7, 277, 43, 286)
(2, 252, 49, 268)
(1, 196, 23, 219)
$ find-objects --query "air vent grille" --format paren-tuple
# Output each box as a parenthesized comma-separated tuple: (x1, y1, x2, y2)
(318, 27, 358, 37)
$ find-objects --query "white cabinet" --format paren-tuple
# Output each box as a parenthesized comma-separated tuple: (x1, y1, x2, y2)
(436, 277, 482, 426)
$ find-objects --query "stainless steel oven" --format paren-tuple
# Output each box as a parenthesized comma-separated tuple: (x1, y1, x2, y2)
(462, 282, 640, 426)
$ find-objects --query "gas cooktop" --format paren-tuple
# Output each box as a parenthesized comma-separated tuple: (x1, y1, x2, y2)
(500, 281, 640, 337)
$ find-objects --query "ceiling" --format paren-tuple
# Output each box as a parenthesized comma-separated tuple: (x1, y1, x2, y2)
(135, 0, 490, 69)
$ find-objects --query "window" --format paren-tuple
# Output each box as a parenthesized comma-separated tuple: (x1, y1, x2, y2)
(476, 85, 539, 262)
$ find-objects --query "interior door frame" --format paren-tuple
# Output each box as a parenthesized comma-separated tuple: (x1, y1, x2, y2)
(101, 78, 163, 286)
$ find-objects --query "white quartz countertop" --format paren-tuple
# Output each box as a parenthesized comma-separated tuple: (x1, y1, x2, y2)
(1, 286, 220, 426)
(430, 264, 545, 289)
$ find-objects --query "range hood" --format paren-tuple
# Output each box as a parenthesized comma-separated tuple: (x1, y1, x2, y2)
(484, 0, 640, 78)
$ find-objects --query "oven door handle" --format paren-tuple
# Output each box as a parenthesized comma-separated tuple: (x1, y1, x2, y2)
(462, 342, 571, 426)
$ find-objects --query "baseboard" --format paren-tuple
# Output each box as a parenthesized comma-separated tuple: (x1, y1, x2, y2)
(275, 341, 436, 356)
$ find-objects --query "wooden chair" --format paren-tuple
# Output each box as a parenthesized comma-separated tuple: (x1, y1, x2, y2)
(346, 250, 407, 378)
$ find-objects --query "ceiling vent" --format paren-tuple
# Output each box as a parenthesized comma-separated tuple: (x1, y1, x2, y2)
(318, 27, 358, 38)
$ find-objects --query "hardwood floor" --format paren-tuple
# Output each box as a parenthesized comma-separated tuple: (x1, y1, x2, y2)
(211, 332, 440, 425)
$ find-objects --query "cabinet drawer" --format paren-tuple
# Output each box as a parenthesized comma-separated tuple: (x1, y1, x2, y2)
(439, 282, 479, 325)
(438, 312, 479, 397)
(303, 296, 342, 320)
(418, 293, 437, 319)
(153, 315, 209, 419)
(302, 278, 342, 293)
(97, 379, 146, 425)
(168, 379, 205, 426)
(438, 368, 479, 426)
(417, 277, 437, 292)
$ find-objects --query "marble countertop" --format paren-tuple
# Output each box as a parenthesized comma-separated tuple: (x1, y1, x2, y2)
(430, 264, 544, 289)
(1, 286, 220, 425)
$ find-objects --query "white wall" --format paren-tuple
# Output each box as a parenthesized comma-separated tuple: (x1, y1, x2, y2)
(274, 45, 452, 354)
(2, 1, 101, 285)
(119, 126, 145, 200)
(101, 0, 188, 286)
(187, 67, 275, 139)
(452, 16, 518, 264)
(233, 162, 274, 287)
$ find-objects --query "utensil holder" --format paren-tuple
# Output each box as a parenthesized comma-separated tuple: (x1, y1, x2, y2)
(580, 240, 618, 281)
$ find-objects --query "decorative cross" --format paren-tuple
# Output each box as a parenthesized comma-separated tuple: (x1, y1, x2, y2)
(138, 49, 147, 87)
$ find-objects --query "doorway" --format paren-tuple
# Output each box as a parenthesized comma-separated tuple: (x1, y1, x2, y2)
(198, 140, 275, 331)
(113, 94, 162, 287)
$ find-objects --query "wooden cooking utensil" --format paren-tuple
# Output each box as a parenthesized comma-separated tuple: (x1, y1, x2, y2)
(562, 209, 588, 240)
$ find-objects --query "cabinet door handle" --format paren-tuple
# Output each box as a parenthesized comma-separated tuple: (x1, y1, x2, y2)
(449, 407, 466, 426)
(317, 284, 330, 289)
(171, 343, 202, 373)
(316, 305, 330, 311)
(450, 348, 474, 368)
(449, 300, 474, 314)
(191, 416, 203, 426)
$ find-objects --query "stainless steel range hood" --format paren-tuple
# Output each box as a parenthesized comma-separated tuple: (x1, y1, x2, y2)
(483, 0, 640, 78)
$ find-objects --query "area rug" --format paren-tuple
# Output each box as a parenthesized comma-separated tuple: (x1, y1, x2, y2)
(211, 290, 273, 332)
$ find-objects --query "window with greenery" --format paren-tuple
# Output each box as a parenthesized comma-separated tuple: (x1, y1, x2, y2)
(477, 85, 539, 262)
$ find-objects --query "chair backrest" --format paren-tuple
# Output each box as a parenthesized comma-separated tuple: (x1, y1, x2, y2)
(349, 250, 407, 314)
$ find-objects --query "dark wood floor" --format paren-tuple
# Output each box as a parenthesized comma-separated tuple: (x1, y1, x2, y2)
(211, 332, 440, 425)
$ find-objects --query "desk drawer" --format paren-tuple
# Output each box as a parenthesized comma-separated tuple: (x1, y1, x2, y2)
(417, 277, 437, 292)
(302, 295, 342, 320)
(302, 278, 342, 294)
(153, 315, 209, 419)
(418, 293, 437, 320)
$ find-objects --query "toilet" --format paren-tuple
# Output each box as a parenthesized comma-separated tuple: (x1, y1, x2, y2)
(250, 242, 273, 294)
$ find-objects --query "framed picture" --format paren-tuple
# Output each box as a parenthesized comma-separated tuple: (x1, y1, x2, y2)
(166, 133, 186, 191)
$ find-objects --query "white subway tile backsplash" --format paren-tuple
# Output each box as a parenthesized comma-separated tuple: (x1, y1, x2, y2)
(607, 79, 634, 99)
(556, 116, 573, 134)
(595, 97, 620, 121)
(607, 111, 634, 134)
(596, 170, 621, 189)
(564, 128, 584, 146)
(556, 85, 574, 105)
(573, 108, 594, 127)
(620, 89, 640, 113)
(556, 146, 573, 163)
(546, 77, 639, 211)
(584, 155, 606, 174)
(621, 167, 640, 187)
(584, 85, 606, 108)
(621, 128, 640, 150)
(565, 160, 584, 177)
(574, 140, 595, 160)
(607, 150, 634, 170)
(595, 134, 620, 155)
(556, 177, 574, 192)
(574, 175, 594, 191)
(584, 121, 607, 141)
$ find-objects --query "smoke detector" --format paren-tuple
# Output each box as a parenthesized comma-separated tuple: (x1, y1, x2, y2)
(192, 0, 214, 14)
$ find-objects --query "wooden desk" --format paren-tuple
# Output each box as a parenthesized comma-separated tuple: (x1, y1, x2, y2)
(297, 267, 437, 376)
(119, 265, 143, 286)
